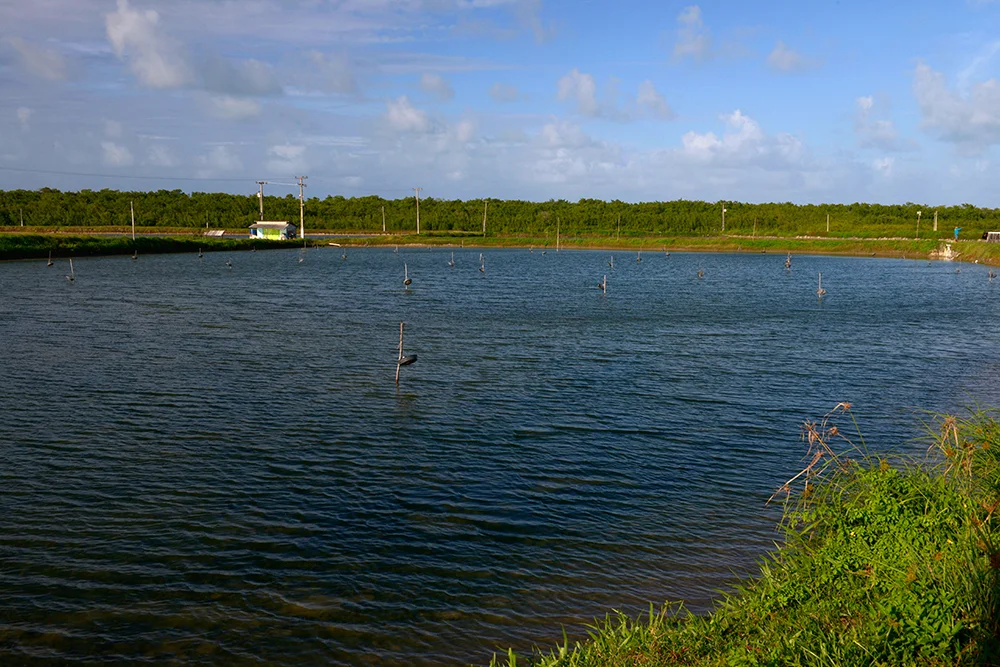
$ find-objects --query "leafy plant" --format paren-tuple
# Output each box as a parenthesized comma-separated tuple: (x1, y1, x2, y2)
(487, 405, 1000, 666)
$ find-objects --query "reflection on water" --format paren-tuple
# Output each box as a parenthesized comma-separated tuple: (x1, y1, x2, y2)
(1, 248, 999, 665)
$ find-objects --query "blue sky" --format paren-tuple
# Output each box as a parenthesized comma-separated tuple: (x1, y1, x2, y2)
(3, 0, 1000, 205)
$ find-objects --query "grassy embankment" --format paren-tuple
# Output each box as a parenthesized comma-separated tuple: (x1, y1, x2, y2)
(0, 232, 298, 260)
(489, 406, 1000, 667)
(336, 232, 1000, 265)
(4, 229, 1000, 266)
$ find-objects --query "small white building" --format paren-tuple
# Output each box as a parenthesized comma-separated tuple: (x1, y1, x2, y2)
(986, 231, 1000, 243)
(249, 221, 296, 240)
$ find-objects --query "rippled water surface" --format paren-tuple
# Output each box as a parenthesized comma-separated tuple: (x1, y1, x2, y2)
(2, 247, 1000, 665)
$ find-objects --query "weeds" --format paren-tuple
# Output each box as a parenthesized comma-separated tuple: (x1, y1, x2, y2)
(489, 405, 1000, 666)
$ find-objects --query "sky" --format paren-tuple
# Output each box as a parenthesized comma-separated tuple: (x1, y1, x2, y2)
(3, 0, 1000, 205)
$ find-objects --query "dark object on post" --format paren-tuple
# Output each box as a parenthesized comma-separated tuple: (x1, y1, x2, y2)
(395, 322, 417, 386)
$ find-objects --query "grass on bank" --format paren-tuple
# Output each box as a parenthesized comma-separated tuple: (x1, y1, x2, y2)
(0, 233, 298, 260)
(4, 230, 1000, 267)
(490, 406, 1000, 666)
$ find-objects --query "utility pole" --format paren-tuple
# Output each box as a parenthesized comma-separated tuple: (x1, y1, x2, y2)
(556, 216, 561, 252)
(130, 200, 135, 241)
(19, 208, 23, 227)
(721, 202, 726, 233)
(295, 175, 308, 239)
(482, 200, 488, 236)
(381, 205, 386, 233)
(617, 214, 620, 241)
(933, 210, 938, 232)
(826, 213, 830, 233)
(412, 187, 422, 234)
(916, 210, 922, 238)
(256, 181, 268, 221)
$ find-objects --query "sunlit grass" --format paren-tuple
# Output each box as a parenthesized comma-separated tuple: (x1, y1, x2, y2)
(0, 233, 297, 260)
(488, 406, 1000, 666)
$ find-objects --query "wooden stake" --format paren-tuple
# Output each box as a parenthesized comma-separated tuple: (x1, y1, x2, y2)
(395, 322, 404, 386)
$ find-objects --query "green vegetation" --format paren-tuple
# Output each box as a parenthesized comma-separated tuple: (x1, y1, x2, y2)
(0, 233, 296, 260)
(490, 406, 1000, 666)
(3, 189, 1000, 241)
(5, 230, 1000, 266)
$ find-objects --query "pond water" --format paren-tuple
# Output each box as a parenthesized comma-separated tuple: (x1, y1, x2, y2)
(1, 247, 998, 665)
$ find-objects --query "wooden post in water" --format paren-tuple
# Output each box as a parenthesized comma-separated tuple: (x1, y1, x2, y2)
(395, 322, 418, 386)
(395, 322, 404, 386)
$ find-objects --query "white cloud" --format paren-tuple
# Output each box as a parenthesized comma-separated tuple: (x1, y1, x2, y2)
(385, 95, 431, 132)
(308, 51, 358, 94)
(673, 5, 711, 62)
(201, 57, 282, 97)
(16, 107, 32, 131)
(453, 119, 476, 143)
(680, 110, 803, 166)
(872, 156, 895, 176)
(104, 120, 123, 138)
(105, 0, 194, 88)
(913, 62, 1000, 149)
(557, 68, 599, 116)
(196, 145, 243, 177)
(420, 72, 455, 101)
(146, 144, 177, 167)
(767, 41, 816, 73)
(956, 40, 1000, 92)
(101, 140, 134, 167)
(208, 95, 262, 120)
(266, 143, 307, 173)
(636, 80, 675, 119)
(538, 120, 595, 149)
(855, 94, 912, 151)
(489, 82, 519, 103)
(4, 37, 69, 80)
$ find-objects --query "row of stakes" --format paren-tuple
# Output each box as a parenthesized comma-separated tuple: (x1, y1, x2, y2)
(48, 247, 997, 297)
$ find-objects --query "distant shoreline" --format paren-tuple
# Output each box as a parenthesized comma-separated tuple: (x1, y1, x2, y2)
(2, 230, 999, 266)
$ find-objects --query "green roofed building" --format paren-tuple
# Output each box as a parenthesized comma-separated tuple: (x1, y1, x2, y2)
(249, 221, 296, 240)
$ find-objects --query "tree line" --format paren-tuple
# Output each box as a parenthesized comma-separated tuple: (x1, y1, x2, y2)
(2, 188, 999, 240)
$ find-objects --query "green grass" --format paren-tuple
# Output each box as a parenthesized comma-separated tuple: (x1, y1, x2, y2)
(489, 406, 1000, 666)
(4, 230, 1000, 267)
(0, 233, 301, 260)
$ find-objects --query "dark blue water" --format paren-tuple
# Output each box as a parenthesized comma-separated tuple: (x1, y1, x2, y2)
(1, 247, 998, 665)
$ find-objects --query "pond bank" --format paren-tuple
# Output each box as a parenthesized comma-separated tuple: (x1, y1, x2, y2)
(3, 231, 1000, 266)
(0, 233, 297, 260)
(488, 406, 1000, 667)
